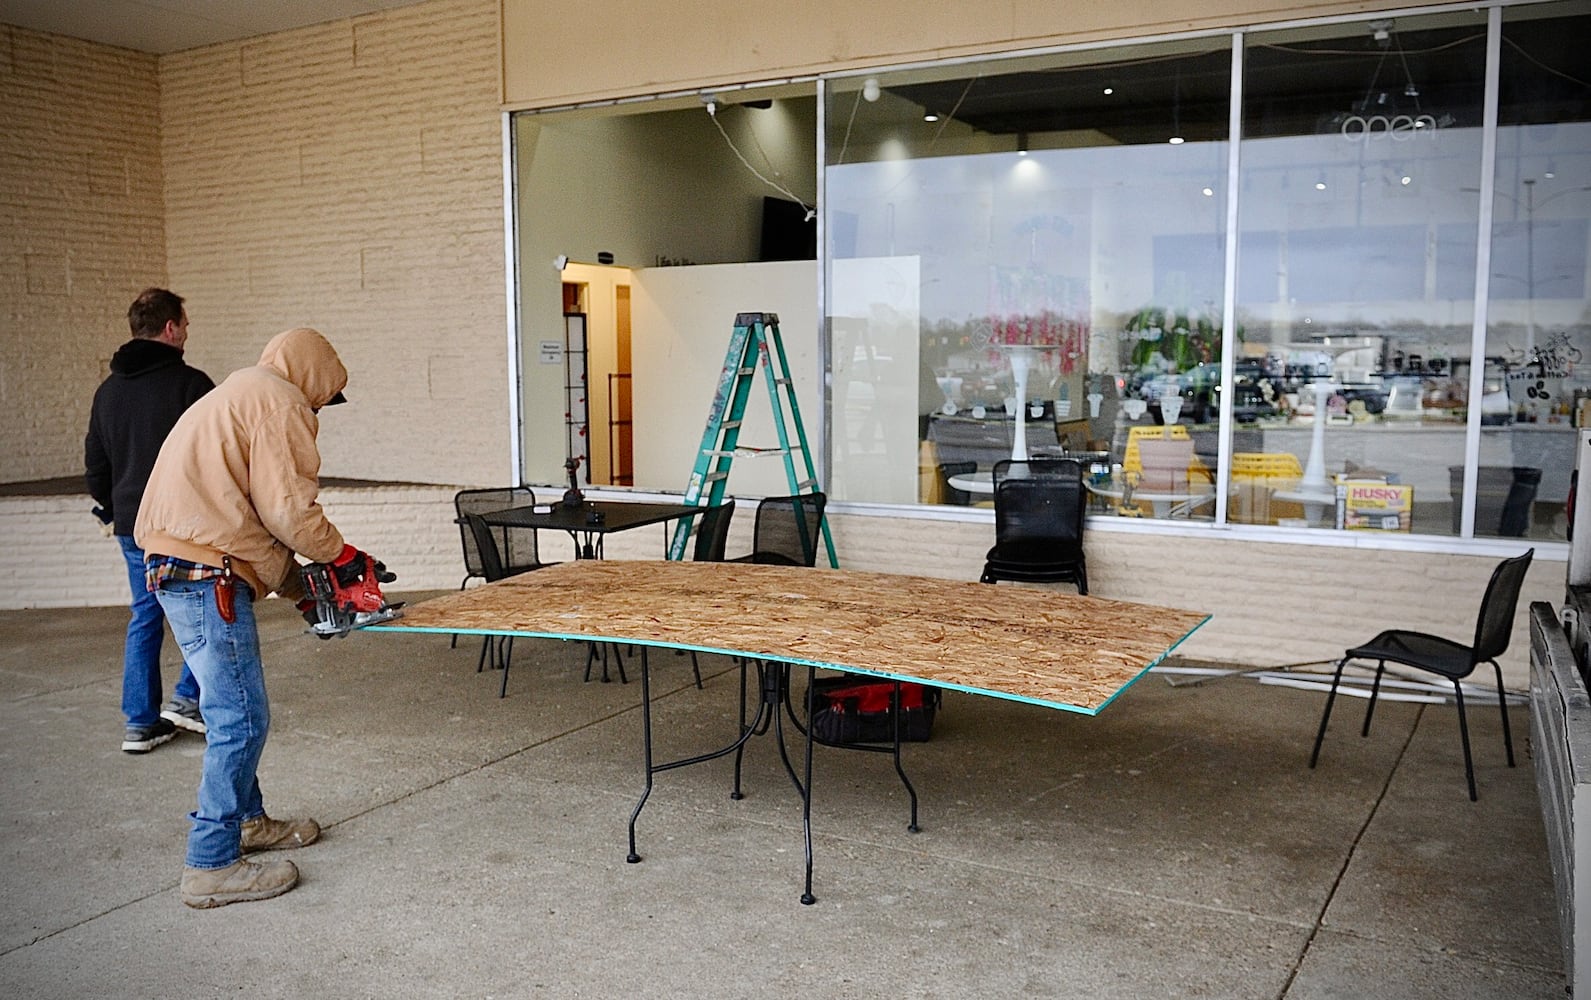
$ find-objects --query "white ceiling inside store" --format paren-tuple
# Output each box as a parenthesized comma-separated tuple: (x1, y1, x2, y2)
(0, 0, 430, 54)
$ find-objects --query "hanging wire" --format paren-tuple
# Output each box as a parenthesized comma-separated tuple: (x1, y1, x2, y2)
(927, 75, 978, 151)
(834, 88, 862, 166)
(707, 103, 813, 216)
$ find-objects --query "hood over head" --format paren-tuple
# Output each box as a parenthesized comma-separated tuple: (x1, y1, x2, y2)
(256, 328, 348, 409)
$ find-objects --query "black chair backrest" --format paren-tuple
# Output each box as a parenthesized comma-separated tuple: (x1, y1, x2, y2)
(993, 469, 1086, 553)
(1470, 548, 1534, 663)
(992, 456, 1081, 489)
(752, 492, 827, 567)
(455, 486, 541, 577)
(693, 499, 736, 562)
(937, 461, 976, 505)
(462, 514, 508, 582)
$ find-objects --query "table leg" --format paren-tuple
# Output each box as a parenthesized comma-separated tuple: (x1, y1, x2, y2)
(626, 646, 653, 864)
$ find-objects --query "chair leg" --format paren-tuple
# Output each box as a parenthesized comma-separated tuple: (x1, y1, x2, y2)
(498, 637, 515, 698)
(687, 650, 704, 689)
(1075, 563, 1087, 596)
(1492, 660, 1515, 767)
(1310, 656, 1349, 768)
(477, 635, 491, 673)
(1453, 680, 1477, 801)
(1360, 661, 1385, 737)
(451, 577, 468, 650)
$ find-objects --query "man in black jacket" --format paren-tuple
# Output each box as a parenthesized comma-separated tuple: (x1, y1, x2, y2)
(86, 288, 215, 753)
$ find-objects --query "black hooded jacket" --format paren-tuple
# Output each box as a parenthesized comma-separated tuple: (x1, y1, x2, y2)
(84, 338, 215, 536)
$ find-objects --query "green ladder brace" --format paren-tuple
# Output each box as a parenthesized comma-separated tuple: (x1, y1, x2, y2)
(668, 313, 838, 567)
(757, 315, 838, 568)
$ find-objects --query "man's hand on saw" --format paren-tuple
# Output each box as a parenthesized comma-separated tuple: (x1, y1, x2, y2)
(331, 546, 397, 588)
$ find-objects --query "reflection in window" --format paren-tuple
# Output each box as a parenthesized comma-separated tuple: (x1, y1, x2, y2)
(1232, 13, 1489, 536)
(825, 41, 1232, 518)
(1480, 1, 1590, 541)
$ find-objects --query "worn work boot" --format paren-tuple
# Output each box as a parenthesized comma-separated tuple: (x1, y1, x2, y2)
(180, 858, 298, 909)
(240, 814, 321, 853)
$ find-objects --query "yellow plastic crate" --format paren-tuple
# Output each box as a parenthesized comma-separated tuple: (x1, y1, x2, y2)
(1230, 451, 1302, 482)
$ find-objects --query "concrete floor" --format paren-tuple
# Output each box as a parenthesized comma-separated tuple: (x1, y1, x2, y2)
(0, 591, 1566, 999)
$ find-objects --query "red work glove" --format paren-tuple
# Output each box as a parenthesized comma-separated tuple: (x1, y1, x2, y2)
(331, 545, 397, 587)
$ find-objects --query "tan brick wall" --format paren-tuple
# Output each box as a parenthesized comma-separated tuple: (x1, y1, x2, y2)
(0, 25, 167, 482)
(157, 0, 507, 486)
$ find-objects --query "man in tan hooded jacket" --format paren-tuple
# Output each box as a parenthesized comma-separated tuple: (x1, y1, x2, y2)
(137, 327, 378, 908)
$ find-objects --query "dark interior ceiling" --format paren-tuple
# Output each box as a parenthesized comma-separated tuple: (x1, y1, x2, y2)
(881, 16, 1585, 147)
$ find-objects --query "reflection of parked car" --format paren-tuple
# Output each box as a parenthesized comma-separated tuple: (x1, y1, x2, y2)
(1130, 361, 1281, 424)
(1336, 383, 1389, 415)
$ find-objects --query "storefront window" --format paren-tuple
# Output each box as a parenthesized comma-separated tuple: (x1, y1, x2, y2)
(1233, 12, 1489, 536)
(1477, 2, 1589, 542)
(824, 41, 1232, 518)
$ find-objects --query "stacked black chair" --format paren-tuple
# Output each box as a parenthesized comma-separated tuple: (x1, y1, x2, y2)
(979, 458, 1088, 595)
(1309, 548, 1534, 800)
(692, 499, 737, 562)
(991, 456, 1076, 489)
(729, 492, 827, 567)
(453, 487, 558, 696)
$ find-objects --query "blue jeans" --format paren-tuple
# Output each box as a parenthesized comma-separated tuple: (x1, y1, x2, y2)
(154, 577, 269, 869)
(118, 536, 199, 726)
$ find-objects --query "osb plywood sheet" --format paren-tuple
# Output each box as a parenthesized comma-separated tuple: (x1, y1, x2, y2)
(376, 561, 1209, 715)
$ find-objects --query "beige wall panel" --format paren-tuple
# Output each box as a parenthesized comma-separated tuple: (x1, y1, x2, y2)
(159, 0, 507, 485)
(502, 0, 1451, 108)
(0, 25, 165, 482)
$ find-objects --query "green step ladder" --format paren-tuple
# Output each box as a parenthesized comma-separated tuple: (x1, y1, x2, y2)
(668, 312, 838, 566)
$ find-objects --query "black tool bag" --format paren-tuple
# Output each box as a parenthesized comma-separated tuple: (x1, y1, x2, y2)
(809, 674, 940, 744)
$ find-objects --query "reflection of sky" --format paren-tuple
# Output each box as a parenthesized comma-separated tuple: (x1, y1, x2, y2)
(826, 141, 1227, 324)
(827, 124, 1591, 347)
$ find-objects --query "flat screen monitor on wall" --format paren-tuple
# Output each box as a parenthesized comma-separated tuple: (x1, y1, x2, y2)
(760, 196, 816, 261)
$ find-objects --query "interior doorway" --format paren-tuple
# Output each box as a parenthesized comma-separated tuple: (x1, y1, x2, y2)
(610, 285, 634, 485)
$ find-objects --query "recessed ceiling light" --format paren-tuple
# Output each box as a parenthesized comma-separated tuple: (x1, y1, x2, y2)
(1400, 175, 1412, 186)
(1103, 86, 1114, 95)
(924, 112, 939, 122)
(1202, 187, 1214, 197)
(1168, 136, 1184, 145)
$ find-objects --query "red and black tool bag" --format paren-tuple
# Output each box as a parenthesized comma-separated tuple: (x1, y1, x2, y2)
(809, 674, 940, 744)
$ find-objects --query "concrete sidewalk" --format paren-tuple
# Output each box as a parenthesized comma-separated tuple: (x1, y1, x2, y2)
(0, 593, 1564, 998)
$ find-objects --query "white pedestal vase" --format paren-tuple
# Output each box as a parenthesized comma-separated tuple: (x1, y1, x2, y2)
(1000, 345, 1054, 462)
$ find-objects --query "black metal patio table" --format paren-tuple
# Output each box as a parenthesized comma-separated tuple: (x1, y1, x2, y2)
(478, 499, 703, 560)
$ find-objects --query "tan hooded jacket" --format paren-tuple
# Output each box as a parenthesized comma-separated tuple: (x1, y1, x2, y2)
(135, 328, 349, 600)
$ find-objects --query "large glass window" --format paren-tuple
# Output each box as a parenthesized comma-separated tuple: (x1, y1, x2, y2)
(1478, 2, 1589, 542)
(1234, 12, 1489, 536)
(825, 40, 1233, 519)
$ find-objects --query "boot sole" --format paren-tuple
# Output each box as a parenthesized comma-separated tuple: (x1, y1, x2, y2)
(121, 730, 177, 753)
(160, 710, 207, 735)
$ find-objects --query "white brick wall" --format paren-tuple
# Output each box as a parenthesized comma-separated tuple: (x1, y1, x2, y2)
(0, 485, 460, 609)
(157, 0, 508, 487)
(0, 490, 1560, 689)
